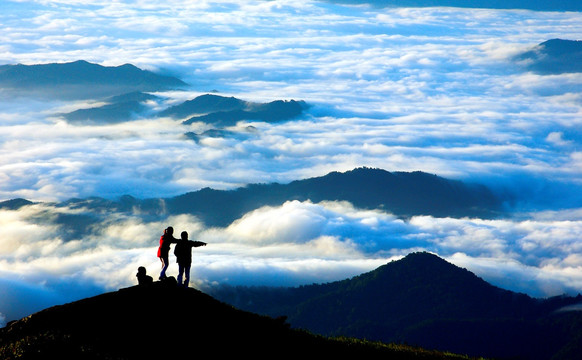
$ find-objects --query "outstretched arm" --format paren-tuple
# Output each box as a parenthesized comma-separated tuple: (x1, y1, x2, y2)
(192, 241, 207, 247)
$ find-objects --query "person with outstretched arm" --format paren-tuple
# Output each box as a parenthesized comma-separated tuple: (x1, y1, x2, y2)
(174, 231, 206, 287)
(157, 226, 179, 280)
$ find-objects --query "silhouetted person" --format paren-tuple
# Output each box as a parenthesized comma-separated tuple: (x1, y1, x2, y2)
(157, 226, 179, 280)
(136, 266, 153, 286)
(174, 231, 206, 287)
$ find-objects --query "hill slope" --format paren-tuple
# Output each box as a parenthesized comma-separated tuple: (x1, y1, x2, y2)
(514, 39, 582, 75)
(209, 252, 582, 360)
(182, 99, 308, 126)
(0, 60, 186, 99)
(158, 93, 309, 126)
(157, 93, 248, 118)
(0, 280, 474, 360)
(35, 167, 502, 233)
(163, 167, 502, 226)
(0, 168, 503, 238)
(60, 91, 160, 124)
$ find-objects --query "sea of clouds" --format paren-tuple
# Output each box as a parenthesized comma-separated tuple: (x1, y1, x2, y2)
(1, 0, 582, 326)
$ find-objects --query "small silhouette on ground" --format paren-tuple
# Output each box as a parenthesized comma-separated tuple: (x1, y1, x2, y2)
(136, 266, 153, 286)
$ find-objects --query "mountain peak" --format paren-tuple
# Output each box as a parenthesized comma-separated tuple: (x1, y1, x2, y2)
(210, 252, 582, 359)
(0, 198, 34, 210)
(514, 38, 582, 74)
(396, 251, 451, 269)
(394, 251, 462, 270)
(346, 251, 511, 306)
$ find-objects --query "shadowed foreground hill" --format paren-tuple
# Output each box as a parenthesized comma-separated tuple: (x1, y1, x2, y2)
(210, 252, 582, 360)
(0, 281, 474, 360)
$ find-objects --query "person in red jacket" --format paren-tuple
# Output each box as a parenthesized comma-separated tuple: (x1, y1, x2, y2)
(174, 231, 206, 287)
(157, 226, 179, 280)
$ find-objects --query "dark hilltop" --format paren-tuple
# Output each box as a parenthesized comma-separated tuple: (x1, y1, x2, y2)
(0, 276, 473, 360)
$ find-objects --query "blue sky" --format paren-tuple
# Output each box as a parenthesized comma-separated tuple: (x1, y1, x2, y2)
(1, 0, 582, 325)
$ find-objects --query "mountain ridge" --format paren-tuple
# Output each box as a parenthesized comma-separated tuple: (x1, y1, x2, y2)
(0, 168, 503, 238)
(60, 91, 161, 124)
(0, 60, 186, 99)
(182, 98, 308, 126)
(158, 93, 248, 118)
(514, 39, 582, 74)
(209, 252, 582, 359)
(56, 92, 308, 126)
(164, 167, 503, 226)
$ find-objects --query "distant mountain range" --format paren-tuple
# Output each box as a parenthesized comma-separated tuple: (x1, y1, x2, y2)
(0, 168, 503, 241)
(161, 93, 308, 126)
(159, 93, 248, 118)
(184, 125, 258, 143)
(209, 252, 582, 360)
(0, 278, 473, 360)
(162, 167, 502, 227)
(0, 59, 308, 125)
(514, 39, 582, 74)
(181, 99, 307, 126)
(326, 0, 582, 11)
(57, 91, 307, 126)
(60, 91, 160, 124)
(0, 60, 186, 99)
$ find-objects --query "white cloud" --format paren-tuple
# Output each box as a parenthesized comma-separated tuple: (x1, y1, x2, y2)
(4, 200, 582, 293)
(546, 132, 572, 147)
(226, 201, 330, 244)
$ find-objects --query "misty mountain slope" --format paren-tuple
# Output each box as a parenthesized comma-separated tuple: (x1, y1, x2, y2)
(514, 39, 582, 75)
(0, 281, 473, 360)
(157, 93, 248, 119)
(0, 60, 186, 99)
(0, 168, 503, 244)
(282, 168, 499, 217)
(0, 198, 34, 210)
(209, 252, 582, 360)
(325, 0, 582, 11)
(59, 91, 160, 124)
(182, 99, 308, 126)
(184, 125, 258, 143)
(0, 168, 502, 238)
(166, 167, 502, 227)
(158, 93, 308, 126)
(56, 91, 307, 126)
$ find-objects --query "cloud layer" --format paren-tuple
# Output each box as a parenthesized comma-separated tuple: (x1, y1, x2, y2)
(1, 0, 582, 324)
(2, 200, 582, 326)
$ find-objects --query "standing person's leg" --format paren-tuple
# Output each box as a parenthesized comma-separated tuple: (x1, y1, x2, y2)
(177, 263, 185, 286)
(160, 256, 169, 279)
(184, 263, 191, 287)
